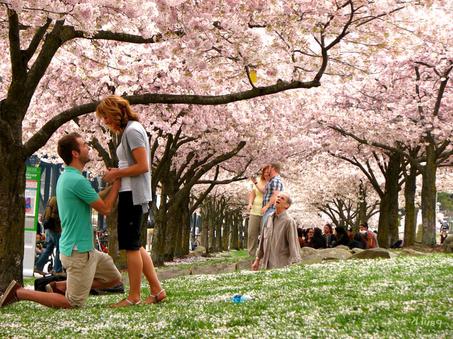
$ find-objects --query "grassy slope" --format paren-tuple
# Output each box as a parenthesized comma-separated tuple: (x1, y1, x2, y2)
(1, 254, 452, 338)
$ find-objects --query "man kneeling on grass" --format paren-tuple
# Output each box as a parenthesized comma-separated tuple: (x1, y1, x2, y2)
(252, 192, 301, 270)
(0, 133, 122, 308)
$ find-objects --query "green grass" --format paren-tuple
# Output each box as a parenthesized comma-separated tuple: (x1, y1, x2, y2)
(1, 254, 452, 338)
(159, 249, 251, 270)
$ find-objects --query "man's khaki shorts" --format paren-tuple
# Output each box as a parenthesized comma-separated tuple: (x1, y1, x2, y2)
(60, 250, 121, 307)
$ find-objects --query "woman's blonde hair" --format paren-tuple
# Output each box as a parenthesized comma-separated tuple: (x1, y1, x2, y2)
(96, 95, 139, 131)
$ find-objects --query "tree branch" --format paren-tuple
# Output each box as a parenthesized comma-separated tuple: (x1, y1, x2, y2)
(328, 124, 424, 172)
(25, 19, 66, 100)
(7, 8, 25, 80)
(89, 136, 115, 169)
(23, 80, 320, 156)
(186, 141, 246, 188)
(189, 166, 220, 214)
(68, 28, 170, 44)
(433, 65, 452, 117)
(325, 1, 354, 50)
(24, 18, 52, 62)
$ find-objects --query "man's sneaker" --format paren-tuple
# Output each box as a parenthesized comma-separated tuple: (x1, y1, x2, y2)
(34, 268, 46, 276)
(0, 280, 21, 307)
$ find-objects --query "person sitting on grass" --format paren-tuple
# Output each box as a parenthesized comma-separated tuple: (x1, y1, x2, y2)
(304, 227, 326, 249)
(0, 133, 122, 309)
(297, 227, 305, 248)
(323, 223, 336, 248)
(349, 231, 368, 249)
(331, 226, 350, 247)
(359, 222, 379, 248)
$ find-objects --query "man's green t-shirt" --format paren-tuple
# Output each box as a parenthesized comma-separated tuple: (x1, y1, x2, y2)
(56, 166, 99, 256)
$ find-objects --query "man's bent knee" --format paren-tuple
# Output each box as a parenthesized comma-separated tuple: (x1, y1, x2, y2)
(108, 278, 122, 288)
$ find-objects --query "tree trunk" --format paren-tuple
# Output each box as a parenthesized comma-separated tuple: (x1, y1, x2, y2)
(403, 163, 417, 247)
(238, 213, 245, 249)
(181, 205, 191, 257)
(200, 207, 209, 252)
(377, 195, 390, 248)
(151, 202, 168, 266)
(388, 185, 400, 246)
(243, 215, 248, 250)
(231, 214, 240, 250)
(0, 97, 28, 290)
(421, 143, 437, 246)
(222, 213, 230, 250)
(162, 200, 186, 262)
(377, 153, 401, 248)
(152, 169, 180, 265)
(356, 181, 367, 229)
(0, 150, 26, 291)
(209, 211, 216, 252)
(215, 215, 222, 252)
(174, 203, 190, 258)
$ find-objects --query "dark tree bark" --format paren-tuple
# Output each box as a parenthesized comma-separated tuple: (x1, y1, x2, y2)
(377, 152, 401, 248)
(403, 161, 417, 247)
(200, 201, 210, 252)
(355, 180, 368, 229)
(222, 213, 231, 250)
(0, 134, 26, 288)
(237, 211, 246, 249)
(231, 213, 240, 250)
(421, 143, 437, 245)
(180, 203, 191, 257)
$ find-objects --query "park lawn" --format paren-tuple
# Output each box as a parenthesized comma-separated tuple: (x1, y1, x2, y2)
(160, 249, 251, 270)
(0, 254, 452, 338)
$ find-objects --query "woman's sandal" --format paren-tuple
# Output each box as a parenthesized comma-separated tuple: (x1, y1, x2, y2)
(110, 298, 141, 308)
(143, 289, 166, 305)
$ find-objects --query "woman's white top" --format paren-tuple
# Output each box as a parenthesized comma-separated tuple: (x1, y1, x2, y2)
(117, 143, 132, 192)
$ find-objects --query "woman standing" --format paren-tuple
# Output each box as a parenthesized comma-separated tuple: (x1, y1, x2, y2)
(96, 95, 165, 307)
(247, 166, 269, 257)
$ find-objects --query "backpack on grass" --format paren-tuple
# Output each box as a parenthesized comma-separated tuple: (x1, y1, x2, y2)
(34, 274, 67, 292)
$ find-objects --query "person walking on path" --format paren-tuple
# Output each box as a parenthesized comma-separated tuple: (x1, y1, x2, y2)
(1, 133, 122, 308)
(96, 95, 165, 307)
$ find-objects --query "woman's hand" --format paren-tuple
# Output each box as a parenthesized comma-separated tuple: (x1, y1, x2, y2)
(103, 168, 120, 183)
(251, 258, 260, 271)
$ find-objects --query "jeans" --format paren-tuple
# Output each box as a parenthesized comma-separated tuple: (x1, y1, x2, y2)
(260, 206, 275, 231)
(35, 229, 62, 273)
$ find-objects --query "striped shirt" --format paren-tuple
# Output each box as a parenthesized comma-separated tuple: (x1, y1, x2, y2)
(262, 175, 284, 207)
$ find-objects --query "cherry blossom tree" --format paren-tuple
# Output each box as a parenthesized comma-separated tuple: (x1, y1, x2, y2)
(0, 0, 415, 290)
(324, 33, 452, 246)
(295, 2, 452, 246)
(287, 155, 380, 230)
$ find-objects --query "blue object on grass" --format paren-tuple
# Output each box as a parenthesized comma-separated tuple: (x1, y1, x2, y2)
(231, 294, 252, 303)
